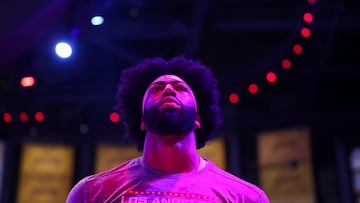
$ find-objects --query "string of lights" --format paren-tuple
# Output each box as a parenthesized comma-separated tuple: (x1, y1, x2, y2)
(228, 0, 316, 104)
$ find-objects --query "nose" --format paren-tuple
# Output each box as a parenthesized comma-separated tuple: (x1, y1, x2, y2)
(163, 84, 176, 96)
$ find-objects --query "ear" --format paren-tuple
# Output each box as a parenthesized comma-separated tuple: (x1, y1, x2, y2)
(141, 117, 146, 131)
(195, 115, 201, 129)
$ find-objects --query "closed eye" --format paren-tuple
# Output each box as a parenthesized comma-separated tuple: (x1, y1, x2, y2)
(150, 85, 164, 93)
(175, 85, 187, 91)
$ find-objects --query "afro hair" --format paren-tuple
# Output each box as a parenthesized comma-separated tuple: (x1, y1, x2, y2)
(115, 55, 222, 151)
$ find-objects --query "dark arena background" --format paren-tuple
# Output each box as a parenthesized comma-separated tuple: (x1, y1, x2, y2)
(1, 0, 360, 202)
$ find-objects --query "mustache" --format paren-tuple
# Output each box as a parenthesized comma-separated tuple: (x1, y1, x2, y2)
(158, 96, 181, 106)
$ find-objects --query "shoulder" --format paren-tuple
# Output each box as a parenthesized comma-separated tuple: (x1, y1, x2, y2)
(205, 160, 270, 202)
(66, 157, 142, 202)
(66, 176, 89, 203)
(86, 157, 142, 185)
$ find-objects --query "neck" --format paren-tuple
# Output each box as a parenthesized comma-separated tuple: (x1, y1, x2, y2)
(142, 131, 201, 173)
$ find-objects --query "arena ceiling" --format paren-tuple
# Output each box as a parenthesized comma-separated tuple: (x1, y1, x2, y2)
(0, 0, 359, 138)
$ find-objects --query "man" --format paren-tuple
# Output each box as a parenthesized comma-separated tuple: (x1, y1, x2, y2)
(66, 56, 270, 202)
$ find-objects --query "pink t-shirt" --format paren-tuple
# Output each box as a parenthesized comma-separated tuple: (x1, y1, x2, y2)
(66, 157, 270, 203)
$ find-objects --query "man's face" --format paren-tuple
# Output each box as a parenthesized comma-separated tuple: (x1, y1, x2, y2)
(141, 75, 200, 135)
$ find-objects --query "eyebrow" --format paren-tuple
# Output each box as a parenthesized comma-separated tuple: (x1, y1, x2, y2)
(151, 81, 186, 85)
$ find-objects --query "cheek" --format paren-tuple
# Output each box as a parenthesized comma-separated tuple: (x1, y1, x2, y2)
(143, 95, 161, 109)
(188, 94, 198, 110)
(182, 95, 197, 106)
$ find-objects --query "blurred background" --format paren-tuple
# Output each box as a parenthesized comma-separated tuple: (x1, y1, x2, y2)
(0, 0, 360, 202)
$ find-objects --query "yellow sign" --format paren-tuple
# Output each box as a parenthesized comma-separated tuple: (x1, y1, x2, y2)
(198, 138, 226, 169)
(19, 143, 74, 176)
(95, 138, 226, 172)
(17, 176, 72, 203)
(258, 127, 311, 167)
(257, 127, 315, 203)
(259, 162, 315, 203)
(95, 144, 142, 173)
(17, 143, 74, 203)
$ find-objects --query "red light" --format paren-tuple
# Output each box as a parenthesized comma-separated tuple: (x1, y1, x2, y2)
(266, 72, 277, 83)
(3, 113, 12, 123)
(303, 12, 313, 23)
(293, 44, 303, 55)
(301, 27, 311, 38)
(282, 59, 292, 70)
(35, 112, 44, 122)
(248, 83, 259, 94)
(110, 112, 120, 123)
(20, 76, 35, 87)
(229, 93, 239, 104)
(19, 112, 28, 122)
(308, 0, 316, 4)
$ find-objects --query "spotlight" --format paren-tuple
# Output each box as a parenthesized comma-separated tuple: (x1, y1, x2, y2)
(35, 112, 45, 122)
(19, 112, 29, 122)
(303, 12, 314, 23)
(55, 41, 73, 59)
(3, 112, 12, 123)
(282, 59, 292, 70)
(109, 112, 120, 123)
(301, 27, 311, 38)
(248, 83, 259, 94)
(20, 76, 35, 87)
(91, 16, 104, 26)
(229, 93, 239, 104)
(293, 44, 303, 55)
(266, 72, 277, 83)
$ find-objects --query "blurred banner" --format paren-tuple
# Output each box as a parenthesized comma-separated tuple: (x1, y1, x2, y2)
(257, 126, 315, 203)
(16, 143, 74, 203)
(350, 147, 360, 202)
(198, 138, 226, 170)
(95, 138, 226, 173)
(95, 144, 142, 173)
(0, 141, 4, 200)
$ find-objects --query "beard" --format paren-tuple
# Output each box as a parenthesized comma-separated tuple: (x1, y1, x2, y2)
(143, 104, 197, 136)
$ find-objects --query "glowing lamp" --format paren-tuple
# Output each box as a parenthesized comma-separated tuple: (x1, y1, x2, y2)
(301, 27, 311, 38)
(35, 112, 44, 122)
(293, 44, 303, 55)
(229, 93, 239, 104)
(3, 113, 12, 123)
(110, 112, 120, 123)
(282, 59, 292, 70)
(20, 76, 35, 87)
(308, 0, 316, 4)
(19, 112, 28, 122)
(304, 13, 313, 23)
(91, 16, 104, 25)
(55, 42, 72, 58)
(248, 83, 259, 94)
(266, 72, 277, 83)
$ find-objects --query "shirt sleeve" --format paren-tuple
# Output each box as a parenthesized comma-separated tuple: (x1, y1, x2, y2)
(257, 190, 271, 203)
(66, 177, 89, 203)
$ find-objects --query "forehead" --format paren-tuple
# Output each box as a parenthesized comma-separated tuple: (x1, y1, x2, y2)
(150, 75, 187, 84)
